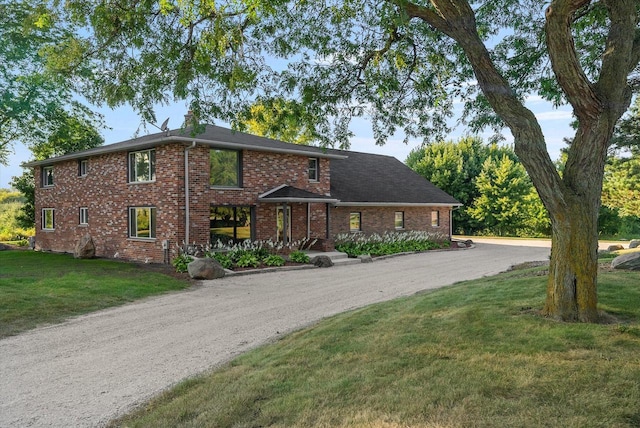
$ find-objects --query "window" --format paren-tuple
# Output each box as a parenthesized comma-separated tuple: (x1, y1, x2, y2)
(128, 149, 156, 183)
(210, 149, 241, 187)
(350, 212, 361, 232)
(308, 158, 319, 181)
(79, 207, 88, 225)
(79, 159, 88, 176)
(395, 211, 405, 229)
(210, 206, 253, 242)
(42, 208, 55, 230)
(129, 207, 156, 238)
(431, 210, 440, 227)
(42, 166, 54, 187)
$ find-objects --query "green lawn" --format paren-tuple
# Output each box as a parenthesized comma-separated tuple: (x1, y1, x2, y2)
(112, 263, 640, 428)
(0, 250, 190, 338)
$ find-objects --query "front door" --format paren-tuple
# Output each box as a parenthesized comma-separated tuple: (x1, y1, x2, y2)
(276, 206, 292, 242)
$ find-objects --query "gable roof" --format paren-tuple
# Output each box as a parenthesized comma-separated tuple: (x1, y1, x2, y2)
(258, 185, 339, 203)
(22, 124, 346, 167)
(328, 149, 461, 206)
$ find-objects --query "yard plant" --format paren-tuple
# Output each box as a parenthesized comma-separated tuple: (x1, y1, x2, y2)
(111, 260, 640, 427)
(0, 251, 189, 338)
(335, 231, 449, 257)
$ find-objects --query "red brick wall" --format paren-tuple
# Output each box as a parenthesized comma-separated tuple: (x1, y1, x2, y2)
(34, 143, 332, 263)
(331, 206, 452, 238)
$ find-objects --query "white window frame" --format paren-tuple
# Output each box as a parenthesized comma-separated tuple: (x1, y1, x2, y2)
(42, 166, 54, 187)
(128, 149, 156, 183)
(395, 211, 405, 230)
(79, 159, 88, 177)
(431, 210, 440, 227)
(79, 207, 89, 225)
(42, 208, 55, 230)
(308, 158, 319, 181)
(129, 206, 157, 239)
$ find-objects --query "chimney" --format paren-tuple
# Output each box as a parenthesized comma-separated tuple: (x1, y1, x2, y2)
(184, 110, 194, 127)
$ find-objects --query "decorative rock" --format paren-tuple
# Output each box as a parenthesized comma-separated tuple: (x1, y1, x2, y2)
(608, 244, 624, 252)
(74, 234, 95, 259)
(629, 240, 640, 249)
(611, 252, 640, 271)
(457, 241, 467, 248)
(465, 239, 474, 246)
(187, 257, 225, 279)
(0, 243, 9, 251)
(358, 254, 373, 263)
(311, 255, 334, 268)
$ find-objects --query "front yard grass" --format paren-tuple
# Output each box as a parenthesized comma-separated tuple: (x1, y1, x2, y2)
(112, 263, 640, 428)
(0, 250, 190, 338)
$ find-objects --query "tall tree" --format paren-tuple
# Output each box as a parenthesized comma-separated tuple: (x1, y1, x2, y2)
(46, 1, 639, 322)
(0, 1, 102, 164)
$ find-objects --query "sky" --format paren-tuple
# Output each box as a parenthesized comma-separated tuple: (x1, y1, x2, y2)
(0, 97, 575, 189)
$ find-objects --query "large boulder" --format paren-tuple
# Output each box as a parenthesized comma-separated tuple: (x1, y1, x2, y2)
(608, 244, 624, 252)
(611, 252, 640, 271)
(188, 257, 225, 279)
(311, 255, 334, 268)
(629, 240, 640, 249)
(74, 234, 95, 259)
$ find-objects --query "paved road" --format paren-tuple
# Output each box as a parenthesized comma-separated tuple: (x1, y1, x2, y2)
(0, 242, 550, 427)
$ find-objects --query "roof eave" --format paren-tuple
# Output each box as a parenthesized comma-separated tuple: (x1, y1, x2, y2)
(334, 202, 463, 207)
(259, 197, 340, 203)
(22, 135, 347, 168)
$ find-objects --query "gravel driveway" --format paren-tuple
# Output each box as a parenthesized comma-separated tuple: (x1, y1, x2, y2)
(0, 242, 550, 427)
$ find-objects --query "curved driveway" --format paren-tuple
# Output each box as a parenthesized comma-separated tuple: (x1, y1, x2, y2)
(0, 242, 550, 427)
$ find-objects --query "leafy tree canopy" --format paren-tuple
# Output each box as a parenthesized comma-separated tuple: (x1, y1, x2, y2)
(0, 1, 103, 165)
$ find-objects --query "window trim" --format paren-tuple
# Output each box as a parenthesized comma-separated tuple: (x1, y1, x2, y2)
(42, 166, 54, 187)
(79, 207, 89, 225)
(42, 208, 55, 230)
(349, 212, 362, 232)
(79, 159, 88, 177)
(128, 149, 156, 183)
(308, 157, 319, 182)
(395, 211, 405, 230)
(431, 210, 440, 227)
(209, 148, 242, 188)
(128, 206, 157, 239)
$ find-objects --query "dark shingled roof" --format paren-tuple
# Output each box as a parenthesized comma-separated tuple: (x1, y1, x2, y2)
(328, 149, 461, 206)
(259, 185, 338, 203)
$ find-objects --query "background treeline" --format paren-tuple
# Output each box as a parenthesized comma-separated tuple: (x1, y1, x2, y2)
(406, 136, 640, 238)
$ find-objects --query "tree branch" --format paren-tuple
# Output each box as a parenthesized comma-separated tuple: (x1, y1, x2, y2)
(544, 0, 601, 121)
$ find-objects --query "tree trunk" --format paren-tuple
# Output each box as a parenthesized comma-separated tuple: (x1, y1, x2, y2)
(544, 196, 600, 322)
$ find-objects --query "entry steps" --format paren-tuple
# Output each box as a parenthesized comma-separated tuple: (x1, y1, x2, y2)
(304, 251, 362, 266)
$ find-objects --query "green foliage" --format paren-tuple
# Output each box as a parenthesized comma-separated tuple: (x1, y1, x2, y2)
(469, 154, 534, 237)
(335, 231, 448, 257)
(172, 253, 192, 273)
(0, 189, 34, 240)
(210, 252, 233, 270)
(288, 250, 310, 264)
(263, 254, 285, 267)
(602, 153, 640, 218)
(0, 1, 103, 163)
(235, 253, 260, 268)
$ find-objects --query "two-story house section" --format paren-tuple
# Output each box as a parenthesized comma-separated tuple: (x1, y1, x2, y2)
(25, 124, 461, 263)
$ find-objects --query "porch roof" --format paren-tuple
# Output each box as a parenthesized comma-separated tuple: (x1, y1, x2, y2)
(258, 185, 339, 204)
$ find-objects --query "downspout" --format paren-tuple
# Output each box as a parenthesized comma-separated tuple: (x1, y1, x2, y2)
(184, 142, 197, 245)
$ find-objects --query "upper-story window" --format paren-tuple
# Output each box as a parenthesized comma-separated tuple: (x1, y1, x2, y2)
(308, 158, 319, 181)
(79, 159, 88, 177)
(210, 149, 241, 187)
(42, 166, 54, 187)
(128, 149, 156, 183)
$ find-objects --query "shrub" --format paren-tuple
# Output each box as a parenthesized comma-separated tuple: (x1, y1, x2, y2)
(172, 253, 192, 273)
(210, 252, 233, 269)
(334, 231, 449, 257)
(289, 250, 310, 264)
(236, 253, 260, 268)
(263, 254, 286, 267)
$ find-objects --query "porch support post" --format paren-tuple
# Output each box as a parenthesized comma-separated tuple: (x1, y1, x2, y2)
(307, 203, 311, 239)
(282, 202, 288, 244)
(325, 203, 331, 239)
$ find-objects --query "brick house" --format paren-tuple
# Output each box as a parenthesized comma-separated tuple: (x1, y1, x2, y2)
(25, 125, 461, 263)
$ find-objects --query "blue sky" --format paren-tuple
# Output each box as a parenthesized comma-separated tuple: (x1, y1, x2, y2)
(0, 97, 574, 189)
